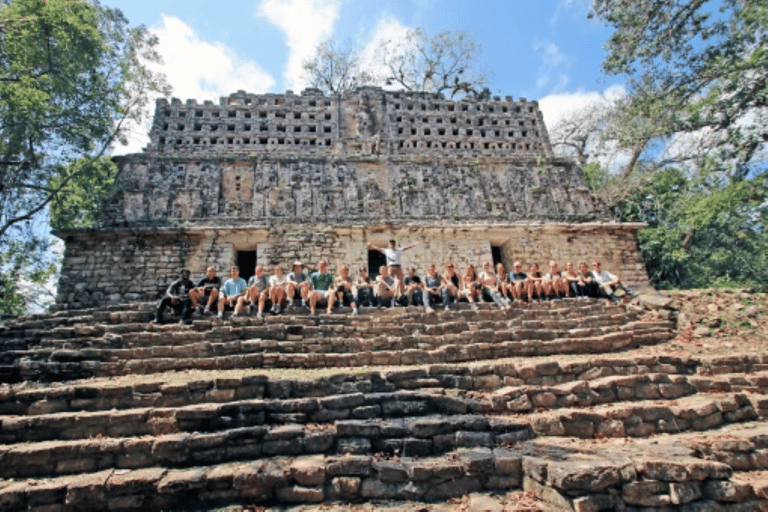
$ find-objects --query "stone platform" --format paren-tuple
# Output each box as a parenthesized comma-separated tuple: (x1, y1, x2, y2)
(1, 298, 767, 510)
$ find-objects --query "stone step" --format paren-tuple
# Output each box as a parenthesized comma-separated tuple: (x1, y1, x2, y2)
(4, 353, 760, 417)
(0, 450, 528, 510)
(0, 392, 481, 445)
(3, 426, 768, 511)
(0, 413, 529, 480)
(13, 326, 673, 381)
(486, 371, 768, 413)
(525, 392, 761, 439)
(520, 426, 768, 510)
(0, 392, 762, 481)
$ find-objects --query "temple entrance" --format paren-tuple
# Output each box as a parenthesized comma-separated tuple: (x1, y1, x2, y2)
(237, 250, 256, 282)
(368, 250, 387, 280)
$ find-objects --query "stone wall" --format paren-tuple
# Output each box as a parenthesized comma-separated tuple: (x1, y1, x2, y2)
(101, 156, 604, 228)
(56, 222, 647, 308)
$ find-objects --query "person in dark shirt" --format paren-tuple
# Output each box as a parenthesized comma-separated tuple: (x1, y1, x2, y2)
(189, 266, 221, 316)
(509, 261, 529, 302)
(441, 263, 460, 310)
(355, 266, 376, 307)
(152, 269, 195, 324)
(400, 266, 424, 306)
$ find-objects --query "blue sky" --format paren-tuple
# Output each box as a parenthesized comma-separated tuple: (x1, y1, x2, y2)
(109, 0, 627, 152)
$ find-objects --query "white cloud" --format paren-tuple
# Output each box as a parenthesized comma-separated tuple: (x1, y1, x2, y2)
(538, 84, 626, 128)
(257, 0, 341, 92)
(550, 0, 592, 27)
(532, 40, 575, 94)
(114, 15, 276, 155)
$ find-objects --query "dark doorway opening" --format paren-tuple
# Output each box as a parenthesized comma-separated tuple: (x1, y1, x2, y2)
(368, 250, 387, 280)
(491, 246, 502, 267)
(237, 250, 256, 282)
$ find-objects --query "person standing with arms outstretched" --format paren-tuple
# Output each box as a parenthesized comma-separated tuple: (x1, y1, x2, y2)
(366, 239, 419, 287)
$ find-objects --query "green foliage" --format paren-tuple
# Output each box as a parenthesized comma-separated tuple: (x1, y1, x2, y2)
(0, 0, 169, 314)
(601, 165, 768, 291)
(49, 157, 118, 229)
(590, 0, 768, 177)
(0, 238, 58, 316)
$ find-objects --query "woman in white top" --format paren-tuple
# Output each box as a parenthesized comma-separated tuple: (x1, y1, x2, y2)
(268, 265, 289, 313)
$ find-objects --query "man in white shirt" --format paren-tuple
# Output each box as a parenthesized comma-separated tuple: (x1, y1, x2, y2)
(591, 260, 637, 302)
(366, 239, 419, 287)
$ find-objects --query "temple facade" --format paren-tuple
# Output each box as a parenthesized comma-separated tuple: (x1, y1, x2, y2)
(54, 87, 648, 307)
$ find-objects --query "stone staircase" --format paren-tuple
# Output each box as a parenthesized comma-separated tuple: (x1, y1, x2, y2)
(1, 298, 767, 510)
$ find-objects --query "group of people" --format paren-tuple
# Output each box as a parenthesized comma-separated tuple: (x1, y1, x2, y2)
(152, 240, 637, 324)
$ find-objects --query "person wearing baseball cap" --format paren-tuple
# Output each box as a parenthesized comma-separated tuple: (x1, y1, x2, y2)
(287, 260, 310, 309)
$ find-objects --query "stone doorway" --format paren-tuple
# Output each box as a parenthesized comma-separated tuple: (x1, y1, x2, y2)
(237, 250, 256, 282)
(368, 250, 387, 280)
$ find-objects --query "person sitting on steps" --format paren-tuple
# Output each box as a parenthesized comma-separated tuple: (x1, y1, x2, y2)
(189, 266, 220, 316)
(479, 260, 512, 309)
(400, 266, 424, 307)
(591, 259, 637, 303)
(309, 260, 335, 315)
(287, 261, 311, 309)
(152, 269, 195, 324)
(244, 264, 270, 318)
(268, 265, 289, 314)
(334, 264, 359, 316)
(217, 266, 248, 320)
(441, 262, 461, 310)
(422, 263, 444, 313)
(509, 262, 529, 302)
(355, 266, 376, 308)
(374, 265, 400, 307)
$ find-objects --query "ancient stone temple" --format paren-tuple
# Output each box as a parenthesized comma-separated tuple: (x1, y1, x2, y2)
(54, 87, 647, 307)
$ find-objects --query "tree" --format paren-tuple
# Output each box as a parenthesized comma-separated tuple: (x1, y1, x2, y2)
(49, 157, 118, 230)
(590, 0, 768, 178)
(301, 39, 373, 94)
(616, 166, 768, 291)
(376, 28, 489, 98)
(0, 0, 170, 313)
(301, 28, 489, 98)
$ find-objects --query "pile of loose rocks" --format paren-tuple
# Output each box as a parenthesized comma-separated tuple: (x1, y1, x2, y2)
(0, 296, 766, 510)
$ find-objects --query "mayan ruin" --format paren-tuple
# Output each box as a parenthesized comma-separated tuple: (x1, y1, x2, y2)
(54, 87, 648, 307)
(1, 87, 766, 511)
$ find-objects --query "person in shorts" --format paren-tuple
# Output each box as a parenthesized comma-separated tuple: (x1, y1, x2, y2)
(269, 265, 289, 314)
(287, 261, 311, 309)
(366, 239, 419, 287)
(217, 266, 248, 319)
(591, 260, 637, 302)
(374, 265, 400, 307)
(189, 266, 220, 316)
(246, 264, 271, 317)
(309, 260, 335, 315)
(334, 264, 359, 316)
(509, 262, 528, 302)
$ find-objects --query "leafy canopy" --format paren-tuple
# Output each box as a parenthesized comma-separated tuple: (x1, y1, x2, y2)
(0, 0, 169, 313)
(590, 0, 768, 178)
